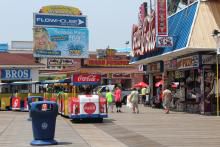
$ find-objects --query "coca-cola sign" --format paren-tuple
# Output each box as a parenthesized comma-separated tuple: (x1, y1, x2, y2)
(72, 74, 101, 85)
(84, 102, 96, 114)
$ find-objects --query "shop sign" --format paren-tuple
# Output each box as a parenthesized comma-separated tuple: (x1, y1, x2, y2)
(156, 0, 168, 36)
(72, 74, 101, 85)
(156, 36, 173, 48)
(146, 61, 163, 73)
(202, 55, 215, 65)
(164, 59, 177, 70)
(87, 59, 129, 66)
(177, 55, 199, 69)
(1, 69, 31, 80)
(112, 73, 131, 79)
(0, 43, 8, 52)
(47, 58, 80, 66)
(34, 13, 87, 28)
(96, 49, 106, 59)
(175, 71, 185, 79)
(132, 10, 156, 57)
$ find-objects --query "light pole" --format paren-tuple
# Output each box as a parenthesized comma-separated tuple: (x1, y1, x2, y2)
(212, 29, 220, 116)
(125, 41, 129, 50)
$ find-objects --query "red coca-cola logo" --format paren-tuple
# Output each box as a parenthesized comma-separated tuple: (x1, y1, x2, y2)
(73, 74, 101, 83)
(84, 102, 96, 114)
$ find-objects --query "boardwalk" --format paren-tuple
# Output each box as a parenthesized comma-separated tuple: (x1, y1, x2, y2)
(0, 105, 220, 147)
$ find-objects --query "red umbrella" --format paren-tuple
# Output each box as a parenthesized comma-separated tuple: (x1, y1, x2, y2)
(134, 82, 148, 88)
(155, 80, 164, 87)
(171, 82, 179, 88)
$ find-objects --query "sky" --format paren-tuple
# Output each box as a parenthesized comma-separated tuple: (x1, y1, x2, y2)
(0, 0, 149, 51)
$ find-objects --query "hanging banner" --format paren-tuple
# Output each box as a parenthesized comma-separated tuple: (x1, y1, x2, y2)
(33, 27, 89, 58)
(156, 0, 168, 36)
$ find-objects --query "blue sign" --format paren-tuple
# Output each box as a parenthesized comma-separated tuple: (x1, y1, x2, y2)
(1, 69, 31, 80)
(33, 28, 89, 58)
(34, 13, 87, 28)
(0, 43, 8, 52)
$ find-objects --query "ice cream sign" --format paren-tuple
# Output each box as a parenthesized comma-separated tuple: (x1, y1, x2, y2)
(1, 69, 31, 80)
(72, 74, 101, 85)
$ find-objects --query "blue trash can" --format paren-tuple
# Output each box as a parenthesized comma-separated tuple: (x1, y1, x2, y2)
(27, 96, 43, 121)
(30, 101, 58, 145)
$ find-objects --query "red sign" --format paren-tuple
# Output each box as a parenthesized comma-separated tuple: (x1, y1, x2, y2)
(87, 59, 129, 66)
(156, 0, 168, 36)
(72, 74, 101, 83)
(84, 102, 96, 114)
(139, 2, 148, 24)
(12, 97, 20, 109)
(132, 10, 156, 56)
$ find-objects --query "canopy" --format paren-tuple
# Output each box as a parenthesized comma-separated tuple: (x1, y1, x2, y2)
(134, 82, 148, 88)
(155, 80, 164, 87)
(171, 82, 179, 88)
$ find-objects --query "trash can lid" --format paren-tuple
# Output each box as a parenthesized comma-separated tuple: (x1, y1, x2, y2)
(31, 101, 58, 113)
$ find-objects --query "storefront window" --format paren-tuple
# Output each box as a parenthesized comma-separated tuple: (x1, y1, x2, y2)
(185, 69, 201, 102)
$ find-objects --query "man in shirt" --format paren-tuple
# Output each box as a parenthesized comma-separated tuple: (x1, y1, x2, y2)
(162, 86, 172, 114)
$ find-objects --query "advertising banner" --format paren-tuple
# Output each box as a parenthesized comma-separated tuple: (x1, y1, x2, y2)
(1, 69, 31, 80)
(34, 13, 87, 28)
(72, 74, 101, 85)
(12, 97, 21, 110)
(33, 27, 89, 58)
(156, 0, 168, 36)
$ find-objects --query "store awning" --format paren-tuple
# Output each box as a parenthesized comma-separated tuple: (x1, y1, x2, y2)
(10, 81, 40, 85)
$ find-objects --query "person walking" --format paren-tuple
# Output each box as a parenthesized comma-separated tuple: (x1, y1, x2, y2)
(162, 86, 172, 114)
(130, 88, 139, 113)
(106, 89, 114, 113)
(114, 86, 122, 112)
(141, 87, 147, 104)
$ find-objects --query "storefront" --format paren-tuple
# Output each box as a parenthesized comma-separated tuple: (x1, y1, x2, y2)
(0, 53, 44, 94)
(130, 1, 220, 115)
(201, 54, 219, 115)
(145, 61, 163, 99)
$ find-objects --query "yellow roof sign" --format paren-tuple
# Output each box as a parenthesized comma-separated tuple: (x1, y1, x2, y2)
(39, 5, 82, 15)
